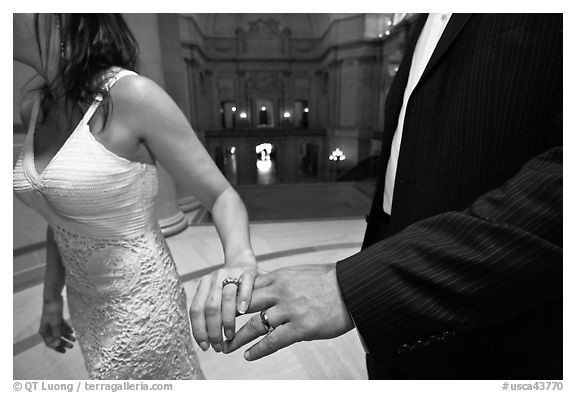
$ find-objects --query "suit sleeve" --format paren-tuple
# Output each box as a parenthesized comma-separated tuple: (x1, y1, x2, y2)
(336, 146, 562, 359)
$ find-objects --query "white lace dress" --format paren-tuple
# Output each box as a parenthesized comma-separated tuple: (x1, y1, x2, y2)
(13, 70, 204, 379)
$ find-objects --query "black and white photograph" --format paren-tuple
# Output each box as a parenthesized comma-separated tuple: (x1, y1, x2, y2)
(11, 9, 566, 386)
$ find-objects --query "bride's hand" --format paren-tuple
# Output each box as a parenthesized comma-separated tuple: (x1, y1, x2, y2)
(189, 250, 258, 352)
(39, 297, 76, 353)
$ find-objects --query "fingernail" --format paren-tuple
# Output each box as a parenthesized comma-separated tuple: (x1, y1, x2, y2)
(199, 342, 209, 351)
(225, 329, 234, 340)
(238, 301, 247, 314)
(213, 343, 222, 352)
(244, 350, 252, 360)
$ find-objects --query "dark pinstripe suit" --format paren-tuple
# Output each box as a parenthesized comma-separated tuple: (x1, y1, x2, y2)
(336, 14, 562, 379)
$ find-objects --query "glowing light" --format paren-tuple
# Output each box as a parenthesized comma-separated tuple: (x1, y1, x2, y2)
(283, 112, 291, 118)
(261, 106, 267, 111)
(387, 20, 392, 26)
(329, 148, 346, 161)
(256, 143, 273, 155)
(257, 159, 272, 171)
(304, 108, 309, 113)
(378, 33, 383, 38)
(230, 146, 236, 154)
(240, 112, 247, 119)
(385, 30, 390, 36)
(231, 106, 237, 112)
(256, 143, 273, 171)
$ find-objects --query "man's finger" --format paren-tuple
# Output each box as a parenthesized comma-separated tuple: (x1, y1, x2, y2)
(244, 323, 300, 361)
(223, 306, 285, 354)
(223, 312, 266, 353)
(244, 286, 277, 314)
(253, 272, 275, 289)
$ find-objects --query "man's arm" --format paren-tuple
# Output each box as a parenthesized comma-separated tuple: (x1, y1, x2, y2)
(336, 146, 562, 359)
(224, 147, 562, 360)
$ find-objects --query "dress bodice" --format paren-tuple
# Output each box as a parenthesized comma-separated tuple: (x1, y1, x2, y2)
(13, 70, 158, 240)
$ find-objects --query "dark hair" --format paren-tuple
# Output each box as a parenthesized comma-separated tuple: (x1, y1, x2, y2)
(33, 14, 139, 127)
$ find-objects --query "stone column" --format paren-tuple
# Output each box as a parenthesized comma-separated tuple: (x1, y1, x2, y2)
(123, 13, 188, 236)
(157, 14, 206, 225)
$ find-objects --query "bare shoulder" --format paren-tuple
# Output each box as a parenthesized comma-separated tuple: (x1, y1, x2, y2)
(108, 73, 187, 138)
(109, 74, 173, 111)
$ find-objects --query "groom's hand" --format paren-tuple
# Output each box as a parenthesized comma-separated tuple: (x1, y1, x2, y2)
(222, 264, 354, 361)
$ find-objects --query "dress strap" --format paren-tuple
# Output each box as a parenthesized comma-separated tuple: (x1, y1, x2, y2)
(28, 98, 41, 136)
(79, 69, 138, 126)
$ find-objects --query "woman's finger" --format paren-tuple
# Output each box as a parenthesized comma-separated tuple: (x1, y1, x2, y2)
(61, 320, 76, 342)
(60, 338, 74, 349)
(189, 275, 212, 351)
(44, 322, 62, 350)
(221, 278, 239, 340)
(237, 270, 256, 314)
(205, 273, 224, 352)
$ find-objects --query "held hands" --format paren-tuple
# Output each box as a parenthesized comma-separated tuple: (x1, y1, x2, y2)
(189, 250, 258, 352)
(39, 297, 76, 353)
(222, 264, 354, 361)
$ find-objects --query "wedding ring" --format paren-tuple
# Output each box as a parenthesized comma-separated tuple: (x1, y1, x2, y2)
(221, 277, 240, 289)
(260, 310, 274, 333)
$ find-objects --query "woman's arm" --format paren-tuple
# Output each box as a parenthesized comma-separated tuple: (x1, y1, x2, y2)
(43, 226, 65, 303)
(110, 75, 254, 263)
(211, 187, 256, 265)
(110, 75, 257, 351)
(39, 227, 75, 353)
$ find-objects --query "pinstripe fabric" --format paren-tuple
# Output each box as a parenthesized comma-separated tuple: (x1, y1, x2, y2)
(336, 14, 562, 379)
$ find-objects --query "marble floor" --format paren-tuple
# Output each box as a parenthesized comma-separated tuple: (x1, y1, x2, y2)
(13, 218, 369, 379)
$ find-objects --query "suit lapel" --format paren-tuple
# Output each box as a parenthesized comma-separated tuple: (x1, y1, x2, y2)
(420, 13, 473, 82)
(366, 14, 428, 230)
(386, 14, 428, 114)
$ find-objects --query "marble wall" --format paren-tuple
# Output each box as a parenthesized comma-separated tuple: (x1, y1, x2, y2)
(13, 13, 416, 178)
(178, 13, 415, 174)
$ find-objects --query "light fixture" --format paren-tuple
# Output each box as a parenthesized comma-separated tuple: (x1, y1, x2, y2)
(261, 106, 267, 111)
(231, 106, 237, 112)
(304, 108, 309, 113)
(378, 33, 383, 38)
(329, 148, 346, 161)
(240, 112, 247, 119)
(387, 20, 392, 26)
(255, 143, 273, 155)
(385, 30, 390, 36)
(283, 112, 291, 118)
(230, 146, 236, 154)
